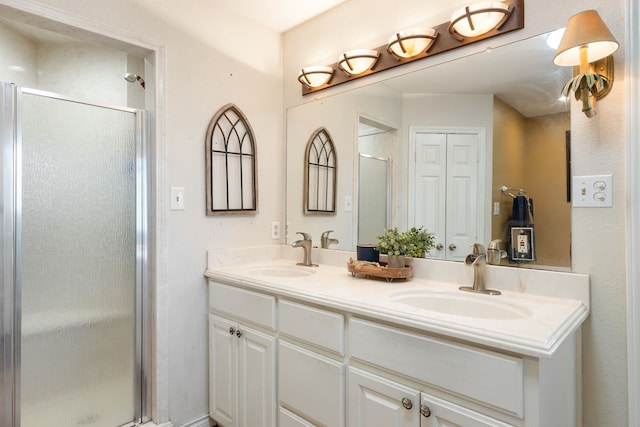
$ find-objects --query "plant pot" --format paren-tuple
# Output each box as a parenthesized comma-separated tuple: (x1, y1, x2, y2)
(387, 254, 406, 269)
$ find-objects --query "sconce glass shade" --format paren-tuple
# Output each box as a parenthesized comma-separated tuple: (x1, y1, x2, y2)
(552, 10, 619, 67)
(298, 66, 334, 88)
(387, 28, 438, 59)
(337, 49, 380, 75)
(449, 2, 512, 40)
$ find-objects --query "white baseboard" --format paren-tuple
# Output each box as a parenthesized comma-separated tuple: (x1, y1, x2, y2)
(141, 421, 173, 427)
(178, 414, 213, 427)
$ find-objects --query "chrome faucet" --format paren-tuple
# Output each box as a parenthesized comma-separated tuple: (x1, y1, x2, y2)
(320, 230, 339, 249)
(459, 243, 501, 295)
(291, 232, 318, 267)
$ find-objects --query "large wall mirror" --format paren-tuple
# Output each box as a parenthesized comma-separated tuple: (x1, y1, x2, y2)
(286, 29, 573, 270)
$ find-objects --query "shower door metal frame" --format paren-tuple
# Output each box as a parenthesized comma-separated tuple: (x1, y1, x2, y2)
(0, 83, 151, 427)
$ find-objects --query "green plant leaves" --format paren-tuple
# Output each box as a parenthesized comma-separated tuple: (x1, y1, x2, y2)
(376, 226, 435, 257)
(561, 73, 609, 100)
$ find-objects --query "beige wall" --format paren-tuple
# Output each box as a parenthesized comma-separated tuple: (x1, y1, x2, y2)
(493, 98, 571, 267)
(492, 98, 527, 244)
(525, 112, 571, 266)
(284, 1, 628, 426)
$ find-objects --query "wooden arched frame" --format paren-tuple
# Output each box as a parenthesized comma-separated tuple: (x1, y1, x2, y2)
(304, 128, 337, 215)
(205, 103, 258, 215)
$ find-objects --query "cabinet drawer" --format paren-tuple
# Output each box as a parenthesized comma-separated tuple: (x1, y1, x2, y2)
(279, 406, 318, 427)
(279, 341, 345, 427)
(279, 299, 345, 355)
(420, 392, 515, 426)
(209, 281, 276, 330)
(350, 318, 523, 417)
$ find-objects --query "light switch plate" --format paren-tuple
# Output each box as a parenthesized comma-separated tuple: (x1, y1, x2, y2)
(572, 175, 612, 207)
(170, 187, 185, 210)
(344, 196, 352, 212)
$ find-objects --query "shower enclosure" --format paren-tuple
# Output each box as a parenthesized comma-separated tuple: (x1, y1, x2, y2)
(1, 82, 150, 427)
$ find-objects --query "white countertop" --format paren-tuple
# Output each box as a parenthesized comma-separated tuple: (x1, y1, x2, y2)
(204, 248, 590, 358)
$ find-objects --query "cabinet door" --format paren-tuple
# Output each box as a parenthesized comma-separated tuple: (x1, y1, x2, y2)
(238, 326, 276, 427)
(348, 367, 420, 427)
(209, 314, 238, 427)
(279, 340, 345, 427)
(420, 393, 514, 427)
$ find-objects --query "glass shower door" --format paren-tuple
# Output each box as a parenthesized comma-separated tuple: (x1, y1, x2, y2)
(17, 89, 141, 427)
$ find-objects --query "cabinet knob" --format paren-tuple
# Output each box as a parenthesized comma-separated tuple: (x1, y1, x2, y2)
(448, 243, 456, 251)
(229, 327, 236, 335)
(435, 243, 444, 251)
(401, 397, 413, 410)
(420, 404, 431, 418)
(236, 329, 243, 338)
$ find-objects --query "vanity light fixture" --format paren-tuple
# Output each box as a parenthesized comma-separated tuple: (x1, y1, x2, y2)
(553, 10, 618, 117)
(337, 49, 380, 76)
(448, 2, 513, 41)
(298, 0, 524, 95)
(298, 66, 334, 89)
(387, 28, 438, 59)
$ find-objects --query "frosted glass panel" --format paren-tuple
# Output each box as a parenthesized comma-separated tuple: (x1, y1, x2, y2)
(20, 93, 137, 427)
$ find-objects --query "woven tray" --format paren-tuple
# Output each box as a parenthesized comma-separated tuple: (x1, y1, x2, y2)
(347, 257, 412, 282)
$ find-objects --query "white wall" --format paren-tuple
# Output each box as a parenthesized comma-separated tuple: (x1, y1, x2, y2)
(284, 1, 628, 426)
(1, 0, 284, 425)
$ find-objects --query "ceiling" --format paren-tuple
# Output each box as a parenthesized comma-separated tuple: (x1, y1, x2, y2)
(210, 0, 349, 32)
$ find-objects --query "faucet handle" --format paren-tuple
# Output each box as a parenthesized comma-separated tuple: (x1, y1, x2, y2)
(296, 231, 312, 240)
(321, 230, 334, 238)
(469, 242, 486, 255)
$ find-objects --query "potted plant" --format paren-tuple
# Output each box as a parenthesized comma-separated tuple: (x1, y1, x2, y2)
(376, 226, 435, 268)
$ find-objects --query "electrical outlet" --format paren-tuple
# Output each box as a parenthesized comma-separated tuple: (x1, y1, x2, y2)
(271, 221, 280, 239)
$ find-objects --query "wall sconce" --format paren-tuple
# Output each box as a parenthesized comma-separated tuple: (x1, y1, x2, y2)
(553, 10, 618, 118)
(338, 49, 380, 75)
(387, 28, 438, 59)
(448, 2, 513, 41)
(298, 66, 334, 89)
(298, 0, 524, 95)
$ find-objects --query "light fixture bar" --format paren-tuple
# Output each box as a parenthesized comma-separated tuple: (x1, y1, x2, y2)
(300, 0, 523, 95)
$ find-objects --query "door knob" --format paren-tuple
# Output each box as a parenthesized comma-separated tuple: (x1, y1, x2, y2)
(435, 243, 444, 250)
(448, 243, 456, 251)
(401, 397, 413, 410)
(420, 404, 431, 417)
(229, 327, 236, 335)
(236, 329, 243, 338)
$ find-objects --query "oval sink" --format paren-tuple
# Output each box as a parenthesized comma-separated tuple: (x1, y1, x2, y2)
(244, 265, 317, 278)
(390, 290, 532, 320)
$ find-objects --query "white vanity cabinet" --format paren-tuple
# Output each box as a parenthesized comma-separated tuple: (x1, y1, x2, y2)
(206, 270, 583, 427)
(208, 282, 277, 427)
